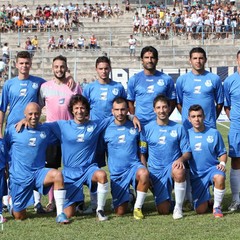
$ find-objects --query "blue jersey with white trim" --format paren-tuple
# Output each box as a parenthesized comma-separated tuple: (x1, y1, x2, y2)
(127, 70, 176, 125)
(188, 127, 226, 176)
(83, 80, 126, 120)
(104, 120, 141, 177)
(176, 70, 223, 129)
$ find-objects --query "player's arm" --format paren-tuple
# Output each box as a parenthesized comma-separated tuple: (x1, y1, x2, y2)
(0, 110, 5, 138)
(172, 152, 191, 169)
(216, 153, 227, 172)
(224, 106, 230, 119)
(128, 100, 135, 115)
(176, 103, 182, 114)
(216, 103, 223, 118)
(140, 153, 147, 167)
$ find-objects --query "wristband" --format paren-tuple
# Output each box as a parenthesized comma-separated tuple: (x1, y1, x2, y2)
(220, 161, 226, 167)
(128, 114, 134, 121)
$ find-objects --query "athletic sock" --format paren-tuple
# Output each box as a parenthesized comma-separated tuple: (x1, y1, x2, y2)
(230, 169, 240, 202)
(134, 191, 147, 209)
(185, 169, 192, 202)
(97, 182, 109, 211)
(2, 195, 8, 206)
(33, 190, 41, 205)
(213, 187, 226, 209)
(174, 181, 187, 209)
(90, 191, 97, 209)
(54, 189, 66, 216)
(48, 186, 54, 204)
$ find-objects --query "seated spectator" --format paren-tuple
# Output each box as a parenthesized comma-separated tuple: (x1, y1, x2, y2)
(2, 43, 9, 64)
(25, 39, 35, 57)
(31, 35, 39, 51)
(77, 35, 86, 49)
(48, 36, 56, 51)
(159, 25, 168, 39)
(66, 35, 75, 49)
(0, 58, 7, 80)
(89, 34, 97, 49)
(57, 35, 65, 49)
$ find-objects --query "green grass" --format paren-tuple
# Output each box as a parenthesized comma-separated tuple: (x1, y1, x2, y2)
(1, 121, 239, 240)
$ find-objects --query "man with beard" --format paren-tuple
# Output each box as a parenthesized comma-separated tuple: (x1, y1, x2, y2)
(39, 55, 82, 212)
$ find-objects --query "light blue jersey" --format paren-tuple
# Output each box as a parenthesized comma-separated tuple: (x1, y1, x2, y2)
(176, 71, 223, 129)
(224, 71, 240, 132)
(5, 124, 57, 184)
(127, 71, 176, 125)
(83, 80, 126, 120)
(103, 120, 142, 177)
(0, 75, 45, 127)
(0, 139, 6, 171)
(188, 127, 226, 177)
(141, 120, 191, 174)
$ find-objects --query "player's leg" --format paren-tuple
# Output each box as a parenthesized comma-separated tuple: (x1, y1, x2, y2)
(134, 167, 149, 219)
(172, 166, 186, 220)
(91, 169, 109, 221)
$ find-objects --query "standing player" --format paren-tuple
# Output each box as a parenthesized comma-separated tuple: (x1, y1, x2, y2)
(188, 104, 227, 218)
(140, 95, 191, 219)
(5, 103, 69, 223)
(39, 55, 82, 212)
(83, 56, 126, 213)
(176, 47, 224, 130)
(127, 46, 176, 127)
(103, 97, 149, 219)
(223, 50, 240, 211)
(0, 51, 46, 213)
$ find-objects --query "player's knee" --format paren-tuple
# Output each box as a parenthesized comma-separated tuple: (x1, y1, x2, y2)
(53, 170, 64, 182)
(172, 169, 185, 182)
(96, 170, 108, 183)
(196, 202, 208, 214)
(115, 203, 128, 216)
(137, 168, 149, 182)
(214, 174, 225, 189)
(156, 201, 170, 215)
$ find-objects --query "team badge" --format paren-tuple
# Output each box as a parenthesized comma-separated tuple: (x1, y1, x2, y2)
(87, 125, 94, 132)
(194, 86, 201, 94)
(147, 85, 154, 93)
(194, 142, 202, 151)
(32, 83, 39, 89)
(207, 136, 214, 143)
(170, 130, 177, 137)
(157, 79, 164, 86)
(129, 127, 136, 135)
(77, 134, 84, 142)
(205, 80, 212, 87)
(118, 134, 126, 143)
(40, 131, 46, 139)
(158, 136, 166, 144)
(112, 88, 119, 96)
(28, 138, 36, 147)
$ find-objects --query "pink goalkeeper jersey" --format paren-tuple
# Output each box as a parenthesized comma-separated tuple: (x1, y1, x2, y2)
(39, 79, 82, 122)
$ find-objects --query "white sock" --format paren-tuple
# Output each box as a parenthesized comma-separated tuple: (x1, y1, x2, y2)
(54, 189, 66, 216)
(2, 195, 8, 206)
(185, 169, 192, 202)
(90, 191, 97, 209)
(97, 182, 109, 211)
(213, 187, 226, 209)
(230, 168, 240, 202)
(134, 190, 147, 209)
(174, 181, 186, 209)
(33, 191, 41, 205)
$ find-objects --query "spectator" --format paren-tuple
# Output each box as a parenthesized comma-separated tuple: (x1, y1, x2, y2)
(2, 43, 9, 64)
(128, 34, 137, 60)
(81, 78, 88, 90)
(89, 34, 97, 49)
(77, 35, 86, 50)
(66, 35, 75, 49)
(57, 34, 65, 49)
(48, 36, 56, 51)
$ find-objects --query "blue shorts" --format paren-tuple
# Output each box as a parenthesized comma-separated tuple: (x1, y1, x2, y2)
(63, 164, 99, 208)
(150, 163, 173, 206)
(10, 168, 51, 212)
(228, 131, 240, 157)
(0, 168, 7, 198)
(111, 163, 145, 208)
(191, 166, 225, 209)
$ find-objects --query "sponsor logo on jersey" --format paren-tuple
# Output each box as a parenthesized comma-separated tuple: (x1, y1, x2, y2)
(170, 130, 177, 137)
(117, 127, 125, 131)
(146, 79, 153, 82)
(28, 138, 37, 147)
(77, 134, 84, 142)
(118, 134, 126, 143)
(19, 88, 27, 96)
(112, 88, 119, 96)
(194, 142, 202, 151)
(32, 83, 39, 89)
(193, 86, 201, 94)
(194, 79, 201, 82)
(147, 85, 154, 93)
(87, 125, 94, 132)
(59, 98, 65, 104)
(40, 131, 46, 139)
(20, 83, 27, 86)
(206, 135, 214, 143)
(157, 79, 164, 86)
(100, 91, 107, 100)
(195, 135, 202, 139)
(205, 80, 212, 87)
(158, 136, 166, 144)
(129, 127, 136, 135)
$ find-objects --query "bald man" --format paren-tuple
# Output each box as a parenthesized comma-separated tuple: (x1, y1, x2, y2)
(5, 103, 69, 223)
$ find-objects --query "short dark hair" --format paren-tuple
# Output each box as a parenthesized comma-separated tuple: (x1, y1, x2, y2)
(237, 50, 240, 58)
(95, 56, 111, 68)
(53, 55, 67, 65)
(189, 47, 207, 59)
(16, 51, 31, 60)
(188, 104, 205, 116)
(68, 94, 90, 117)
(141, 46, 158, 60)
(113, 97, 129, 108)
(153, 94, 170, 108)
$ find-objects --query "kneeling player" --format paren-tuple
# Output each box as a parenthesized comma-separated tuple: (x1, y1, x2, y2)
(103, 97, 149, 219)
(188, 104, 227, 218)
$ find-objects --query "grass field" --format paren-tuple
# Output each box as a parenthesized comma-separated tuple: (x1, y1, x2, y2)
(2, 122, 240, 240)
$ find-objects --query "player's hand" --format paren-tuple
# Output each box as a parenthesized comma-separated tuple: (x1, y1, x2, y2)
(216, 163, 226, 172)
(15, 119, 28, 132)
(133, 116, 141, 132)
(67, 77, 76, 90)
(172, 160, 185, 169)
